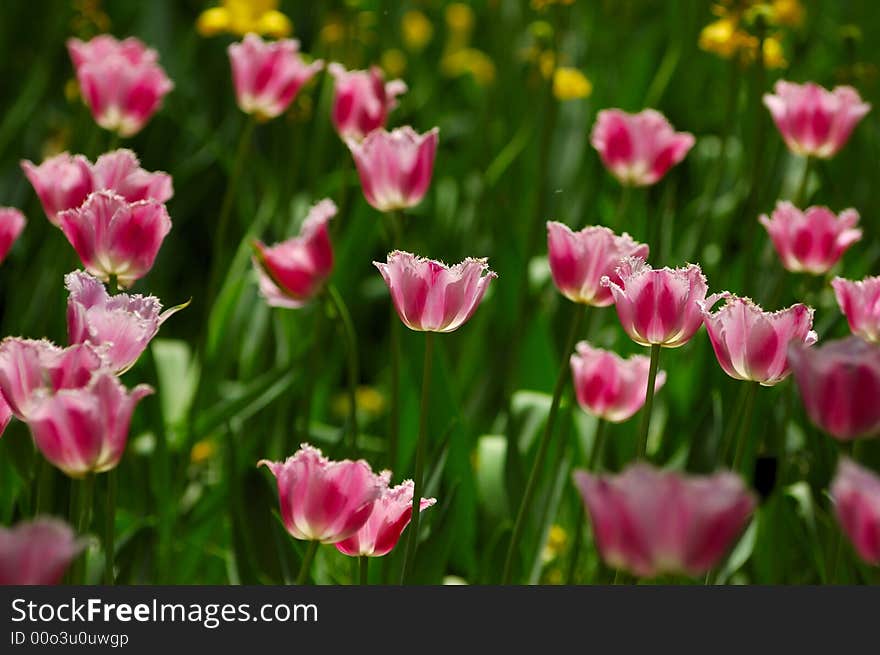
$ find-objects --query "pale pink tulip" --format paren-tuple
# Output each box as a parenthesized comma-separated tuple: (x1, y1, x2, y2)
(763, 81, 871, 158)
(374, 251, 496, 333)
(0, 518, 84, 585)
(832, 276, 880, 344)
(573, 463, 755, 578)
(328, 63, 407, 141)
(700, 293, 816, 386)
(91, 149, 173, 204)
(831, 458, 880, 565)
(759, 202, 861, 275)
(0, 208, 25, 264)
(258, 444, 384, 543)
(0, 394, 10, 439)
(20, 153, 93, 224)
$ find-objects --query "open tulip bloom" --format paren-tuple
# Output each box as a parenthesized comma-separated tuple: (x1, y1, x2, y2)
(0, 394, 10, 438)
(0, 518, 85, 585)
(832, 275, 880, 344)
(0, 207, 25, 264)
(700, 293, 817, 386)
(832, 458, 880, 566)
(763, 80, 871, 159)
(328, 63, 407, 141)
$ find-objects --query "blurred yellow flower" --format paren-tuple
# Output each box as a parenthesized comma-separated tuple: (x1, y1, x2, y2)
(190, 439, 217, 464)
(441, 48, 496, 85)
(331, 386, 387, 420)
(553, 67, 592, 100)
(541, 524, 568, 562)
(196, 0, 292, 38)
(445, 3, 475, 35)
(402, 10, 433, 51)
(769, 0, 804, 27)
(381, 48, 408, 78)
(699, 17, 744, 59)
(699, 2, 792, 68)
(319, 16, 346, 45)
(531, 0, 575, 10)
(539, 50, 556, 79)
(761, 35, 788, 68)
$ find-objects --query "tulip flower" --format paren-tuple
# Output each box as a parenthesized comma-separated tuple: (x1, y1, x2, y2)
(346, 127, 439, 213)
(573, 463, 755, 578)
(700, 293, 817, 386)
(336, 476, 437, 557)
(602, 258, 707, 348)
(228, 34, 323, 121)
(789, 336, 880, 441)
(0, 394, 10, 439)
(831, 458, 880, 565)
(547, 222, 648, 306)
(258, 444, 384, 544)
(832, 276, 880, 344)
(57, 190, 171, 288)
(0, 207, 25, 264)
(570, 342, 667, 423)
(67, 34, 174, 137)
(90, 149, 173, 205)
(590, 109, 695, 187)
(20, 153, 93, 224)
(327, 63, 407, 141)
(0, 338, 102, 420)
(374, 251, 496, 333)
(759, 202, 861, 275)
(252, 199, 336, 309)
(0, 518, 84, 585)
(763, 81, 871, 158)
(66, 270, 183, 373)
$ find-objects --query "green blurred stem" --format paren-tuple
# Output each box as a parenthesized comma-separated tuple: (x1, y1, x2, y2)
(296, 540, 320, 585)
(567, 419, 607, 584)
(636, 345, 662, 460)
(103, 469, 117, 584)
(359, 556, 369, 586)
(732, 382, 759, 472)
(70, 473, 95, 584)
(387, 210, 404, 470)
(615, 185, 632, 229)
(326, 285, 360, 455)
(502, 305, 585, 584)
(300, 306, 326, 445)
(794, 156, 813, 207)
(107, 274, 118, 293)
(400, 331, 434, 583)
(107, 132, 120, 152)
(588, 418, 608, 471)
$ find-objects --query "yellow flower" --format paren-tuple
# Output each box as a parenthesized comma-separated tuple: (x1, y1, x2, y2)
(319, 16, 346, 45)
(531, 0, 575, 10)
(539, 51, 556, 79)
(553, 67, 592, 100)
(541, 524, 568, 562)
(402, 10, 433, 51)
(761, 34, 788, 68)
(196, 0, 292, 38)
(331, 386, 387, 420)
(381, 48, 407, 78)
(769, 0, 804, 27)
(699, 17, 742, 58)
(441, 48, 496, 85)
(190, 439, 217, 464)
(445, 3, 475, 35)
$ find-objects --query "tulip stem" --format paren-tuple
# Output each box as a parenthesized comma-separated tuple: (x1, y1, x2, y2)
(568, 419, 607, 584)
(588, 418, 608, 471)
(637, 344, 662, 460)
(732, 382, 759, 473)
(103, 469, 117, 584)
(502, 305, 585, 584)
(296, 540, 320, 586)
(359, 556, 369, 586)
(794, 156, 813, 207)
(327, 285, 360, 456)
(69, 473, 95, 584)
(400, 331, 435, 583)
(387, 210, 404, 470)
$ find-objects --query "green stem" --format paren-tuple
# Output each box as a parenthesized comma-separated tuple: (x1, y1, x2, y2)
(615, 184, 632, 231)
(103, 469, 117, 584)
(568, 419, 607, 584)
(502, 305, 585, 584)
(794, 156, 813, 207)
(296, 540, 320, 585)
(637, 345, 662, 460)
(107, 273, 118, 293)
(732, 382, 759, 472)
(70, 474, 95, 584)
(588, 418, 608, 471)
(387, 210, 403, 470)
(107, 132, 120, 152)
(400, 332, 435, 583)
(359, 556, 369, 586)
(300, 307, 326, 446)
(327, 285, 360, 455)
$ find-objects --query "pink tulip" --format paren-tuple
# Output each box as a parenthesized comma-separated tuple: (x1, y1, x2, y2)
(27, 371, 153, 477)
(0, 394, 10, 439)
(335, 476, 437, 557)
(0, 208, 25, 264)
(91, 149, 173, 205)
(570, 342, 667, 423)
(374, 251, 497, 333)
(590, 109, 695, 187)
(832, 276, 880, 344)
(700, 293, 817, 386)
(0, 338, 102, 420)
(57, 190, 171, 287)
(547, 222, 648, 306)
(20, 153, 93, 224)
(763, 81, 871, 158)
(228, 34, 323, 120)
(67, 34, 174, 137)
(253, 199, 336, 309)
(66, 270, 182, 373)
(831, 458, 880, 565)
(573, 464, 755, 578)
(759, 202, 861, 275)
(0, 518, 84, 585)
(346, 127, 439, 213)
(602, 258, 707, 348)
(328, 63, 407, 141)
(789, 336, 880, 441)
(258, 444, 385, 543)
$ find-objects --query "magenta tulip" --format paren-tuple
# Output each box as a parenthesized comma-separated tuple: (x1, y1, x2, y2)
(67, 34, 173, 137)
(602, 258, 707, 348)
(335, 476, 437, 557)
(347, 127, 439, 213)
(328, 63, 407, 141)
(57, 190, 171, 287)
(0, 518, 84, 585)
(700, 293, 817, 386)
(0, 208, 25, 264)
(570, 341, 667, 423)
(573, 464, 755, 578)
(763, 81, 871, 158)
(0, 394, 10, 439)
(374, 251, 497, 333)
(759, 201, 861, 275)
(253, 199, 335, 309)
(789, 336, 880, 441)
(258, 444, 385, 543)
(90, 149, 173, 205)
(590, 109, 695, 187)
(832, 276, 880, 344)
(547, 222, 648, 306)
(20, 153, 93, 225)
(831, 458, 880, 565)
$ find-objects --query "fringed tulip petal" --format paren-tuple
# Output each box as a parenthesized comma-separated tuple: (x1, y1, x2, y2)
(832, 458, 880, 565)
(328, 63, 407, 141)
(0, 208, 26, 264)
(0, 518, 84, 585)
(832, 276, 880, 344)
